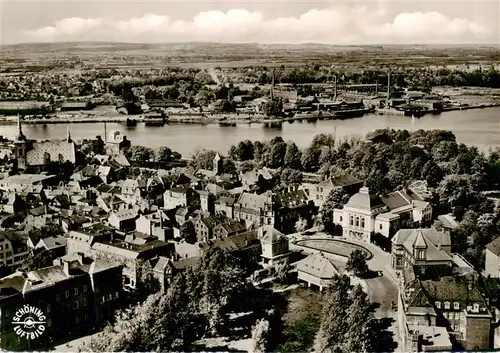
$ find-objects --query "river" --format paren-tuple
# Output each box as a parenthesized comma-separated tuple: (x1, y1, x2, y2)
(1, 108, 499, 157)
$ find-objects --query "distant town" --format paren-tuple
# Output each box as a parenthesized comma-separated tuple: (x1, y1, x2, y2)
(0, 43, 499, 353)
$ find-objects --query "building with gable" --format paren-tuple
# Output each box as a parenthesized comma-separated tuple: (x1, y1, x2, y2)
(234, 191, 275, 228)
(398, 268, 491, 351)
(391, 228, 452, 272)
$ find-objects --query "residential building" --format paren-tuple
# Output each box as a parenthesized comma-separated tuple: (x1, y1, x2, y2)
(212, 219, 247, 239)
(135, 212, 171, 241)
(391, 228, 452, 272)
(485, 237, 500, 278)
(108, 209, 137, 231)
(214, 195, 236, 218)
(163, 187, 199, 209)
(0, 230, 29, 270)
(302, 174, 363, 208)
(0, 174, 55, 193)
(0, 254, 123, 350)
(234, 191, 275, 228)
(67, 230, 175, 290)
(273, 188, 316, 234)
(398, 269, 491, 351)
(194, 215, 230, 243)
(212, 230, 262, 264)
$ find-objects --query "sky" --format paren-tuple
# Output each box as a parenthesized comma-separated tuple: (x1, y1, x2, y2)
(1, 0, 499, 45)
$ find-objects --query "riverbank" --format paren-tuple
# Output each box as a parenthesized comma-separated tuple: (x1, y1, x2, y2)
(0, 103, 498, 125)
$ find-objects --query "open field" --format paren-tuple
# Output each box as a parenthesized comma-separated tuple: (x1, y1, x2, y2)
(1, 42, 499, 72)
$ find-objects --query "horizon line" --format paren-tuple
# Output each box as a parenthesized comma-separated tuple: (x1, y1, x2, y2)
(2, 40, 499, 48)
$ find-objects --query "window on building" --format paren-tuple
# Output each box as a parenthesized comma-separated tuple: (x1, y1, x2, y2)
(355, 217, 359, 227)
(115, 292, 119, 299)
(108, 293, 113, 301)
(74, 288, 79, 295)
(379, 224, 383, 230)
(83, 298, 88, 307)
(453, 324, 459, 332)
(46, 304, 51, 313)
(454, 313, 460, 320)
(83, 285, 88, 293)
(417, 250, 425, 259)
(339, 216, 343, 222)
(65, 290, 69, 298)
(56, 294, 60, 301)
(453, 302, 459, 310)
(435, 301, 441, 309)
(47, 318, 52, 328)
(350, 216, 354, 226)
(361, 218, 365, 228)
(75, 315, 80, 325)
(73, 301, 79, 309)
(444, 302, 450, 309)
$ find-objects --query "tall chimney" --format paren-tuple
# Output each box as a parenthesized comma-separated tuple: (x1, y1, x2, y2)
(387, 70, 391, 101)
(334, 75, 337, 101)
(63, 261, 70, 276)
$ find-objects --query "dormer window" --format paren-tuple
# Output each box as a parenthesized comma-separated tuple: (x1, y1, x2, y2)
(417, 249, 425, 259)
(453, 302, 460, 310)
(435, 301, 441, 309)
(444, 301, 450, 309)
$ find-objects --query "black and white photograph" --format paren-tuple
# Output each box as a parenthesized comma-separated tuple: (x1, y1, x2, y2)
(0, 0, 499, 351)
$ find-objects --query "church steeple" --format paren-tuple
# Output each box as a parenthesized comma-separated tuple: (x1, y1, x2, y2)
(66, 124, 72, 143)
(16, 115, 26, 142)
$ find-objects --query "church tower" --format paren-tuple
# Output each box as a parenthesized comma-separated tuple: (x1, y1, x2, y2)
(66, 125, 72, 143)
(213, 152, 223, 175)
(14, 115, 28, 170)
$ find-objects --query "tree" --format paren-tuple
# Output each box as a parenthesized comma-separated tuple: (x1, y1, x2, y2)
(321, 188, 350, 234)
(233, 140, 254, 161)
(346, 250, 369, 277)
(43, 152, 51, 165)
(421, 159, 443, 187)
(279, 168, 303, 187)
(295, 218, 308, 233)
(344, 285, 377, 352)
(180, 221, 196, 244)
(262, 141, 287, 169)
(251, 319, 270, 353)
(222, 158, 236, 174)
(127, 146, 154, 163)
(301, 147, 320, 172)
(263, 99, 283, 117)
(21, 249, 57, 271)
(192, 149, 217, 170)
(314, 275, 352, 353)
(284, 142, 302, 170)
(155, 146, 173, 163)
(135, 260, 161, 303)
(274, 262, 292, 283)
